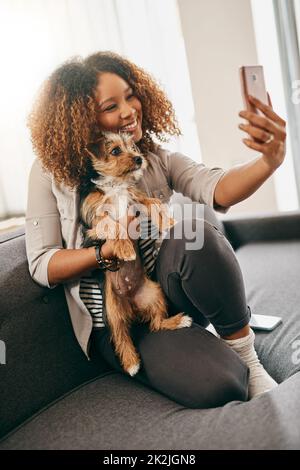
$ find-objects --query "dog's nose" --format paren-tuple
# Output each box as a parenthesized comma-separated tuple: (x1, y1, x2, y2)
(134, 156, 143, 165)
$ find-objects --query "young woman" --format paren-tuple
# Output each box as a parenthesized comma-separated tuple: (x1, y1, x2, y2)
(25, 51, 286, 408)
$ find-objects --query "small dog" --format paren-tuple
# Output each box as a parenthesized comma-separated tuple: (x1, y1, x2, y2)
(80, 131, 192, 376)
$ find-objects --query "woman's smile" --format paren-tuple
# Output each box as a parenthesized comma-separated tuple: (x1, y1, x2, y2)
(120, 117, 138, 132)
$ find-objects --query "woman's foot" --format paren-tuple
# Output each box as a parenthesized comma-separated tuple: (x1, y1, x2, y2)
(221, 328, 278, 399)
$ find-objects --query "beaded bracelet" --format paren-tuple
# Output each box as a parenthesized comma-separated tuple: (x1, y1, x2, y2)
(94, 243, 121, 272)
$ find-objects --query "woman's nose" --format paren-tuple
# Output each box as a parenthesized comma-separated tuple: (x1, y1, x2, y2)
(120, 102, 135, 120)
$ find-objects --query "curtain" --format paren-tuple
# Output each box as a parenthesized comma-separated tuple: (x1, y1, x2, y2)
(250, 0, 299, 211)
(273, 0, 300, 206)
(0, 0, 200, 219)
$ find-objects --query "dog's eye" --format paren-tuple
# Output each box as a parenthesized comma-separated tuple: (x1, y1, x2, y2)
(111, 147, 122, 156)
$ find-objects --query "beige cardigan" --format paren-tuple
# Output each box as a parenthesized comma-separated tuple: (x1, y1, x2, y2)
(25, 144, 229, 360)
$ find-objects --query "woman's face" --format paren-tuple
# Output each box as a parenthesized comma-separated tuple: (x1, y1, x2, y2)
(95, 72, 143, 143)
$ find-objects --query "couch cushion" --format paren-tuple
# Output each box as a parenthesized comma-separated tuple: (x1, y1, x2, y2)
(235, 240, 300, 383)
(0, 228, 111, 439)
(0, 370, 299, 450)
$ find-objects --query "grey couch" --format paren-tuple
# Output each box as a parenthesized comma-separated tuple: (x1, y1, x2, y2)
(1, 199, 300, 450)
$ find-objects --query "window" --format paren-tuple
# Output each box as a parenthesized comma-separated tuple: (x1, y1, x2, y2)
(0, 0, 201, 219)
(251, 0, 299, 211)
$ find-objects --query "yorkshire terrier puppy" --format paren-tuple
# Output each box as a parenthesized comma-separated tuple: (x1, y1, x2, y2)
(79, 131, 192, 376)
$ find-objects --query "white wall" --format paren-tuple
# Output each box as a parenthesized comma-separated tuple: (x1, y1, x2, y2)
(177, 0, 278, 216)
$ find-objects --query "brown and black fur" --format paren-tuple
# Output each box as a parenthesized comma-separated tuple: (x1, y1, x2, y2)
(79, 131, 192, 376)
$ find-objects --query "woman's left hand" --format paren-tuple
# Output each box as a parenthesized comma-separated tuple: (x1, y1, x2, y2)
(238, 94, 286, 172)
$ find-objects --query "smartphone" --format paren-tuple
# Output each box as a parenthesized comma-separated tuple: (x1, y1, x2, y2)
(249, 314, 282, 331)
(239, 65, 268, 115)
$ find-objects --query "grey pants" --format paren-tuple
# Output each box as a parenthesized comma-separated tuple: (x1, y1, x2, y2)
(90, 219, 251, 408)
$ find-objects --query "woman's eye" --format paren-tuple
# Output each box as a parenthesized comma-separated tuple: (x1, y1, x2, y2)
(111, 147, 122, 156)
(104, 94, 134, 112)
(105, 105, 116, 111)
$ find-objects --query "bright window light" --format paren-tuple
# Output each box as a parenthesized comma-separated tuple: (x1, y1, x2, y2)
(251, 0, 299, 211)
(0, 0, 201, 217)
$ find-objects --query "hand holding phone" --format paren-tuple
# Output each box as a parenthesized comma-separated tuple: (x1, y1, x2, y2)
(238, 65, 286, 168)
(239, 65, 269, 115)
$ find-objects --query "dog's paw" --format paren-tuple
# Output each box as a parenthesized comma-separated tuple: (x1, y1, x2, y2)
(127, 361, 141, 377)
(85, 227, 98, 241)
(114, 240, 136, 261)
(178, 314, 193, 328)
(168, 217, 177, 228)
(123, 253, 136, 261)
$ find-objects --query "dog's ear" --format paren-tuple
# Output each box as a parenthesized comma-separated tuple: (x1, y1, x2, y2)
(85, 133, 106, 158)
(85, 142, 101, 159)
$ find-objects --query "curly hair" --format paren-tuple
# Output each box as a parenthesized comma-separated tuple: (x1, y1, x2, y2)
(27, 51, 182, 189)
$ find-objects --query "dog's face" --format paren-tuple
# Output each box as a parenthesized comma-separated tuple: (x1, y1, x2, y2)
(86, 131, 148, 181)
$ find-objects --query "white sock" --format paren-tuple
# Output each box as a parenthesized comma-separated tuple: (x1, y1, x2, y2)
(222, 328, 278, 399)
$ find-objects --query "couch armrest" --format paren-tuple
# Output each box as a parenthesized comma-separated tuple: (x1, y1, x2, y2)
(221, 210, 300, 250)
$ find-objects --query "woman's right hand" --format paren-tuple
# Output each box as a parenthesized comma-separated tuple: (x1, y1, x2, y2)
(100, 239, 115, 259)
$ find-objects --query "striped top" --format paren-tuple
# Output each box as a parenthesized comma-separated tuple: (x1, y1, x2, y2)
(79, 273, 105, 329)
(138, 216, 160, 275)
(79, 217, 161, 330)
